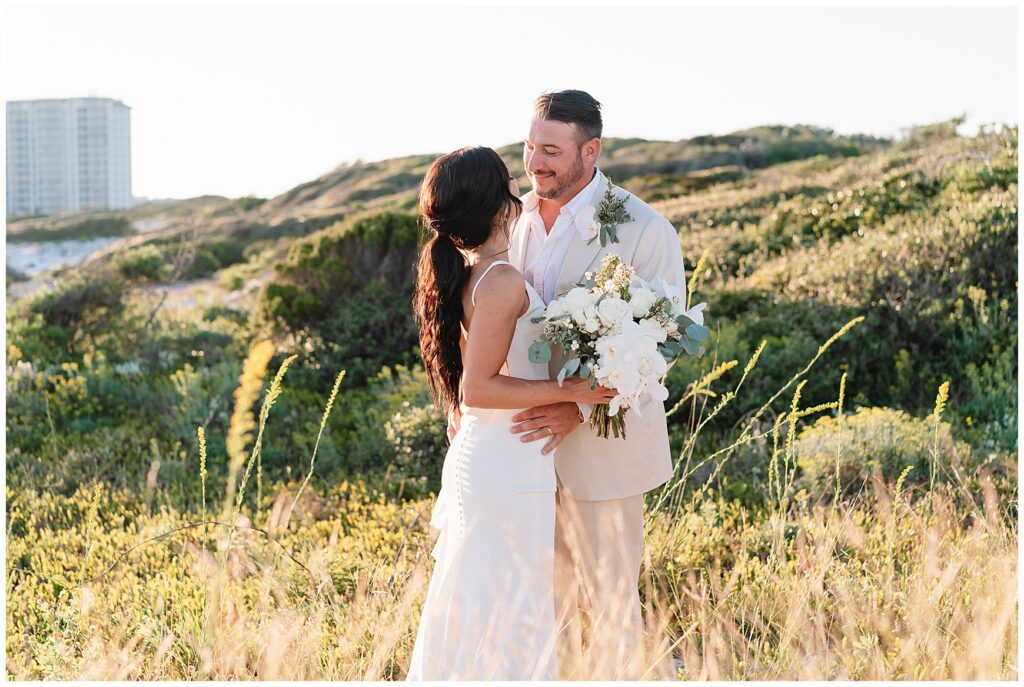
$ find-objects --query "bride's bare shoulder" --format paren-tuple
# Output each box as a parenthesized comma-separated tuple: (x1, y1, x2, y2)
(469, 263, 529, 316)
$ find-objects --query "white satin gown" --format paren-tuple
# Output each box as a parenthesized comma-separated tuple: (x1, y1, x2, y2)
(406, 260, 559, 681)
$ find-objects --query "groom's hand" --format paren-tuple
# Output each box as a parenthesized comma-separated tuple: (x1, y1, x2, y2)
(511, 402, 583, 454)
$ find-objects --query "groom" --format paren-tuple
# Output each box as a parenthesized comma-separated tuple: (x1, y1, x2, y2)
(507, 90, 687, 680)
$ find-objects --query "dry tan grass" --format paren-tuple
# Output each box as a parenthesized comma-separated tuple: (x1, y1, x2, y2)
(28, 471, 1012, 681)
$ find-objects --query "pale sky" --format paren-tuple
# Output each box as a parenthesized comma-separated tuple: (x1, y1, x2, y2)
(5, 3, 1018, 200)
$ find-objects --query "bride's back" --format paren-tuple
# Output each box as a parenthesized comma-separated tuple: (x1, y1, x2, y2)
(458, 259, 549, 393)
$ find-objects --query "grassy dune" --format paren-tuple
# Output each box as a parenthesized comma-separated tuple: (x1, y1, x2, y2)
(6, 120, 1017, 679)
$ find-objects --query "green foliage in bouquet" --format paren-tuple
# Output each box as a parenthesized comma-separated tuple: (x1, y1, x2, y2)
(531, 254, 708, 439)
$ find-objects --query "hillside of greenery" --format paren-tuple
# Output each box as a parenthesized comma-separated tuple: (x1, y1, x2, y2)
(5, 120, 1017, 679)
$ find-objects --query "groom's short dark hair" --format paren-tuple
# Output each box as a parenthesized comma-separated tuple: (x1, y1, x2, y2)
(534, 90, 602, 144)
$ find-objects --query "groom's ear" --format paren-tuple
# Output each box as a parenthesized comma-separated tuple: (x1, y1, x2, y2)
(581, 137, 601, 165)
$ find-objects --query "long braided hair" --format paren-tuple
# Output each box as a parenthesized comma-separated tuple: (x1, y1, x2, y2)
(412, 146, 521, 415)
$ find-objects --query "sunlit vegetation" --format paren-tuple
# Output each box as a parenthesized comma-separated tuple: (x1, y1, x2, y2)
(6, 120, 1016, 679)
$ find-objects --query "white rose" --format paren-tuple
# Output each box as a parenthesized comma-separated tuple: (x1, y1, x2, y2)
(628, 287, 658, 318)
(545, 299, 565, 319)
(583, 317, 602, 333)
(597, 297, 630, 328)
(561, 287, 593, 314)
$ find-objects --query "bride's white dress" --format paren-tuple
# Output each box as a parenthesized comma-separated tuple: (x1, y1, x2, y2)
(406, 260, 558, 681)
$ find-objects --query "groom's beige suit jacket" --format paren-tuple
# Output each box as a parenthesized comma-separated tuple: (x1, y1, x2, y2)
(509, 175, 687, 501)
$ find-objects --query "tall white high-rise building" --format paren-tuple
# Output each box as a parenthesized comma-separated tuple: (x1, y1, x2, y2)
(6, 97, 132, 218)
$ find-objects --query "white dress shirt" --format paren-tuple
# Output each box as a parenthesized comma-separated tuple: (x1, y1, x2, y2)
(521, 167, 604, 304)
(520, 167, 604, 423)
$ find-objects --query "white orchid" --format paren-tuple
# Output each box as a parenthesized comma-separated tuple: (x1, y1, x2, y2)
(654, 278, 687, 316)
(683, 301, 707, 326)
(636, 317, 669, 343)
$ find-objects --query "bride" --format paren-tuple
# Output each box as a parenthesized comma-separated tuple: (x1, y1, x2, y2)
(405, 146, 615, 680)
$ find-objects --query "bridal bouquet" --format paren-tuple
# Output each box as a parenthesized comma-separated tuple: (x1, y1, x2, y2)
(528, 254, 709, 439)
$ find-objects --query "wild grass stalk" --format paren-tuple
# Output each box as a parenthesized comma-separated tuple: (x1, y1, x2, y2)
(221, 339, 274, 522)
(655, 315, 864, 520)
(282, 369, 346, 531)
(198, 426, 208, 548)
(229, 352, 297, 523)
(832, 371, 847, 513)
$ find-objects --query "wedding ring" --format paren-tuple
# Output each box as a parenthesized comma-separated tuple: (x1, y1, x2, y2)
(545, 426, 553, 437)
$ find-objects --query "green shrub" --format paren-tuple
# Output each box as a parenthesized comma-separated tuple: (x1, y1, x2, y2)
(260, 211, 422, 389)
(247, 363, 439, 485)
(795, 406, 969, 501)
(16, 272, 131, 360)
(385, 402, 446, 492)
(207, 238, 246, 267)
(116, 245, 166, 282)
(6, 214, 132, 243)
(183, 250, 221, 279)
(233, 195, 266, 212)
(181, 238, 248, 279)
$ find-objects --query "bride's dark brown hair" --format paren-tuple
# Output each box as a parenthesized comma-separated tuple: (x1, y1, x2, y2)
(413, 146, 522, 415)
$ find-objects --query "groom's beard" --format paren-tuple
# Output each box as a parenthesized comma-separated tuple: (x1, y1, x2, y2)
(533, 151, 585, 201)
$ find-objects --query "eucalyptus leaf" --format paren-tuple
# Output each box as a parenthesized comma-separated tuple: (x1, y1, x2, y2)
(685, 323, 709, 341)
(681, 337, 699, 355)
(676, 314, 695, 329)
(562, 357, 581, 377)
(528, 340, 552, 364)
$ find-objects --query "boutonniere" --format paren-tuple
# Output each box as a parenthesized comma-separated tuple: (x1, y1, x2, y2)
(573, 178, 634, 247)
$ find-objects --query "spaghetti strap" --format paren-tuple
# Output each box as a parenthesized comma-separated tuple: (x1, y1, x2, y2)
(470, 260, 513, 306)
